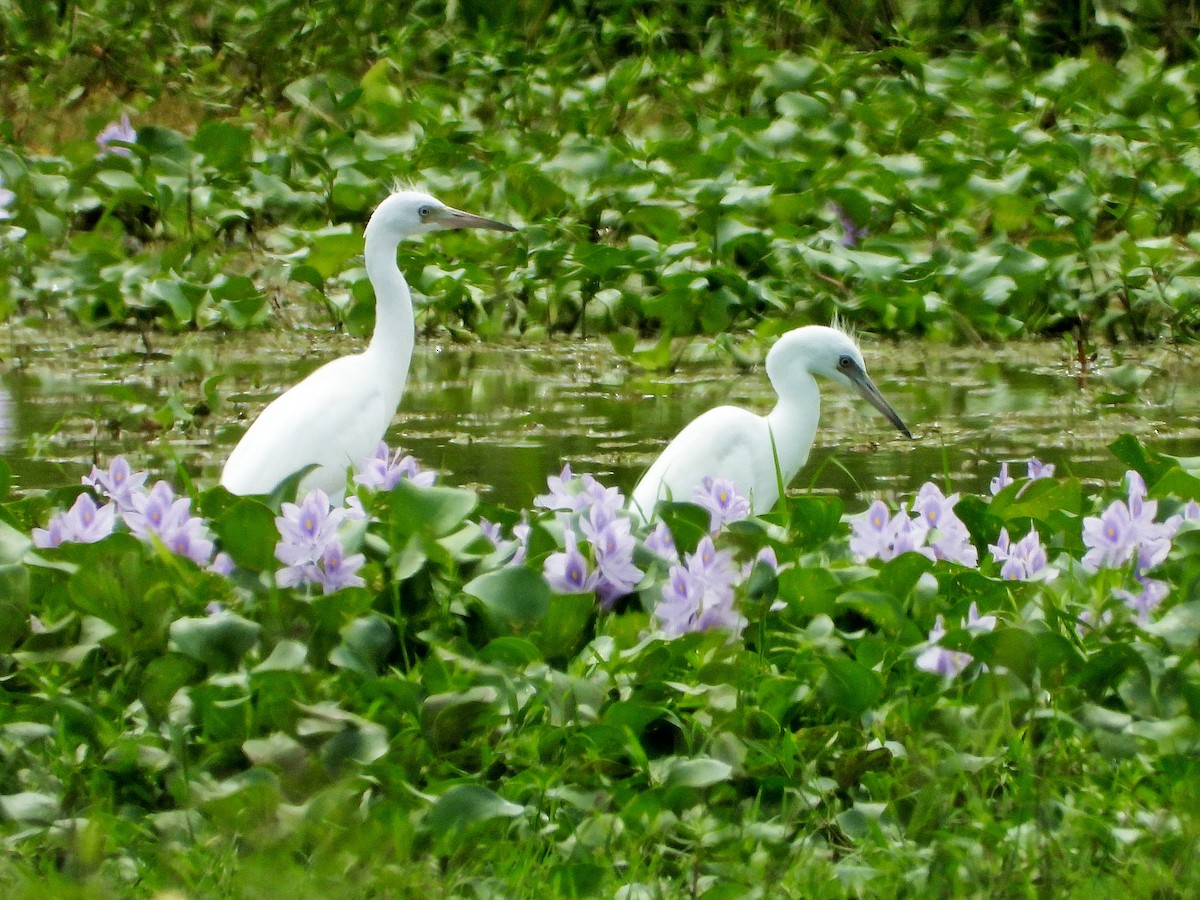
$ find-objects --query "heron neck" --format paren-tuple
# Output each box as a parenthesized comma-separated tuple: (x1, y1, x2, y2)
(363, 229, 415, 409)
(766, 372, 821, 483)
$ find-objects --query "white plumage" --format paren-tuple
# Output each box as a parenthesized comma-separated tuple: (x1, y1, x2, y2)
(630, 325, 911, 521)
(220, 190, 514, 498)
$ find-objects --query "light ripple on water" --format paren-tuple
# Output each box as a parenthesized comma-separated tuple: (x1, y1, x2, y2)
(4, 325, 1200, 508)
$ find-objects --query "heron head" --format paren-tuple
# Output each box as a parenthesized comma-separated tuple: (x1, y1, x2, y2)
(768, 326, 912, 439)
(367, 190, 516, 242)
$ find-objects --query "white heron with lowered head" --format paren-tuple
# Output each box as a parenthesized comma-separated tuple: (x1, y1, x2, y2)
(629, 324, 912, 522)
(220, 190, 516, 499)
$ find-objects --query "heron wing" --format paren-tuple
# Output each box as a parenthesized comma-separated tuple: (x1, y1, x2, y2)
(630, 406, 775, 520)
(220, 354, 391, 498)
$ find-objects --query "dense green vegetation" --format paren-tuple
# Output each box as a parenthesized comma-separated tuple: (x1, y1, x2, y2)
(2, 436, 1200, 897)
(2, 1, 1200, 347)
(4, 2, 1200, 896)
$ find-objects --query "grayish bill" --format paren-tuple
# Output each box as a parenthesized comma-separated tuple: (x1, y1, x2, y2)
(848, 366, 913, 440)
(438, 207, 518, 232)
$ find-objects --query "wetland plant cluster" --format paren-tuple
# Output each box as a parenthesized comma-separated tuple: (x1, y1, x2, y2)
(0, 433, 1198, 894)
(2, 3, 1200, 346)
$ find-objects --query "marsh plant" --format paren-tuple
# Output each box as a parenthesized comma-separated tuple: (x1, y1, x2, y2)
(2, 431, 1198, 894)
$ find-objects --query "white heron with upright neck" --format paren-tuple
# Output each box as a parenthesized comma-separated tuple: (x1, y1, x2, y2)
(629, 325, 912, 522)
(220, 190, 515, 498)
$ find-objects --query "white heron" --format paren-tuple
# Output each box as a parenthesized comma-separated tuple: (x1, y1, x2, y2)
(629, 325, 912, 522)
(220, 190, 515, 498)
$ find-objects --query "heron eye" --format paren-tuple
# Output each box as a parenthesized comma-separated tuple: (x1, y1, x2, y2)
(418, 206, 432, 218)
(838, 355, 854, 369)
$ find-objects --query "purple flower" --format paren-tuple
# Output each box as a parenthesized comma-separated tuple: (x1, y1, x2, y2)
(543, 529, 599, 594)
(535, 465, 585, 513)
(126, 481, 216, 566)
(654, 536, 745, 637)
(208, 552, 235, 577)
(32, 494, 116, 548)
(1115, 577, 1169, 623)
(914, 603, 995, 678)
(275, 489, 346, 567)
(915, 615, 973, 677)
(97, 114, 136, 157)
(511, 523, 532, 566)
(849, 501, 935, 564)
(278, 538, 365, 594)
(644, 521, 678, 563)
(989, 527, 1057, 582)
(534, 465, 624, 518)
(849, 500, 893, 560)
(1027, 458, 1055, 481)
(693, 476, 751, 533)
(580, 507, 644, 608)
(479, 518, 504, 548)
(162, 515, 216, 566)
(83, 455, 148, 516)
(989, 463, 1012, 496)
(127, 481, 189, 540)
(1081, 500, 1136, 571)
(830, 202, 868, 247)
(313, 541, 366, 594)
(914, 483, 978, 566)
(354, 442, 436, 491)
(0, 175, 14, 222)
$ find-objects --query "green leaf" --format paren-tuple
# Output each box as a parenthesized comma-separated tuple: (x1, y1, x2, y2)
(819, 657, 883, 717)
(1142, 602, 1200, 650)
(385, 479, 478, 538)
(463, 567, 551, 634)
(0, 792, 59, 824)
(329, 615, 395, 676)
(169, 613, 261, 670)
(421, 687, 498, 752)
(211, 498, 278, 571)
(537, 593, 595, 660)
(424, 784, 524, 837)
(660, 757, 732, 789)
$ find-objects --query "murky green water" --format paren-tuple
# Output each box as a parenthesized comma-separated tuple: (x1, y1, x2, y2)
(4, 324, 1199, 511)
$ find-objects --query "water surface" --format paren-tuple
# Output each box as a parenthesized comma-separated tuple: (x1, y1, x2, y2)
(3, 324, 1199, 512)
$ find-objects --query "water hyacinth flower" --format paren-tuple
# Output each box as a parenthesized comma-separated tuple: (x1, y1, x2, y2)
(278, 538, 365, 595)
(535, 464, 586, 513)
(694, 476, 751, 534)
(126, 481, 189, 540)
(830, 202, 868, 247)
(83, 455, 148, 516)
(849, 501, 934, 564)
(644, 521, 678, 563)
(1081, 500, 1136, 571)
(274, 489, 347, 567)
(989, 527, 1057, 582)
(913, 483, 978, 566)
(354, 442, 436, 491)
(208, 552, 236, 577)
(1115, 577, 1169, 623)
(534, 465, 624, 518)
(543, 529, 598, 594)
(990, 458, 1054, 497)
(579, 506, 644, 608)
(96, 114, 136, 157)
(914, 602, 996, 678)
(654, 536, 745, 638)
(479, 516, 532, 567)
(0, 175, 15, 221)
(32, 493, 116, 548)
(127, 481, 217, 566)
